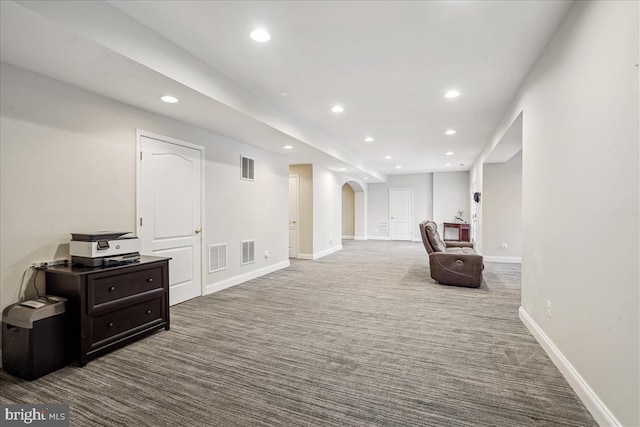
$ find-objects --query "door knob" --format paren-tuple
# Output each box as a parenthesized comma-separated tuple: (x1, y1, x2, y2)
(194, 228, 202, 234)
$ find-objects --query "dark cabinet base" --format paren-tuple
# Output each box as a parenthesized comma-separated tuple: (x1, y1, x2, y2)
(45, 256, 170, 366)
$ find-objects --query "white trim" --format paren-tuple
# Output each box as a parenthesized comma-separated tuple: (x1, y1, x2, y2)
(342, 235, 355, 240)
(368, 236, 390, 241)
(354, 235, 366, 240)
(297, 253, 313, 260)
(519, 307, 621, 427)
(205, 260, 290, 295)
(296, 245, 343, 260)
(136, 129, 206, 299)
(484, 256, 522, 263)
(412, 237, 422, 242)
(312, 245, 342, 260)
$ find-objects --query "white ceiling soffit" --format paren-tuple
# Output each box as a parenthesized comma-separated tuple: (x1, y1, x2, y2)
(1, 0, 386, 182)
(2, 1, 573, 178)
(485, 113, 523, 164)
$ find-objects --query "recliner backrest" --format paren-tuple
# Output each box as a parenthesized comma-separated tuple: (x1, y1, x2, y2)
(419, 220, 446, 253)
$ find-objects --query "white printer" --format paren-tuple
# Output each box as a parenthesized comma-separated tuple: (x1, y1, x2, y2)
(70, 231, 140, 267)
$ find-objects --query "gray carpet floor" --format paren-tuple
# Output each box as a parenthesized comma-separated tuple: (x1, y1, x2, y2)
(0, 240, 596, 426)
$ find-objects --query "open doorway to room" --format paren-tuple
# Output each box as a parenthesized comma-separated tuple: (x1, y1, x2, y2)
(341, 183, 355, 239)
(481, 112, 523, 263)
(341, 180, 366, 242)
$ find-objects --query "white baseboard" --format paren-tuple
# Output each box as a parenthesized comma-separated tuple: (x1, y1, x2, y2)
(294, 246, 343, 260)
(519, 307, 620, 427)
(205, 260, 290, 295)
(354, 235, 366, 240)
(484, 256, 522, 263)
(412, 237, 422, 242)
(342, 235, 354, 240)
(367, 236, 390, 241)
(312, 245, 342, 260)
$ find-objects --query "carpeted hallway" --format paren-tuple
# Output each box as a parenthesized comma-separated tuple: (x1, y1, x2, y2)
(0, 240, 596, 426)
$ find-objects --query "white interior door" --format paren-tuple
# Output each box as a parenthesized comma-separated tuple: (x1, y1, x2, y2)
(389, 188, 412, 241)
(139, 134, 203, 306)
(288, 175, 299, 258)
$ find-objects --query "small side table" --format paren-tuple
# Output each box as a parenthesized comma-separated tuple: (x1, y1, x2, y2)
(443, 222, 470, 242)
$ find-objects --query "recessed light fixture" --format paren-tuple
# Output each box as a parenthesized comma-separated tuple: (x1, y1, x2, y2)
(339, 168, 346, 171)
(445, 89, 460, 98)
(384, 155, 392, 160)
(363, 177, 369, 180)
(445, 163, 452, 166)
(445, 129, 456, 135)
(364, 137, 374, 142)
(160, 95, 179, 103)
(395, 165, 402, 169)
(283, 145, 293, 150)
(280, 91, 289, 96)
(331, 105, 344, 113)
(446, 151, 454, 156)
(250, 28, 270, 42)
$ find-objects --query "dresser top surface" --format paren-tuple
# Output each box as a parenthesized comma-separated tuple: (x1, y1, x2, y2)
(44, 255, 170, 276)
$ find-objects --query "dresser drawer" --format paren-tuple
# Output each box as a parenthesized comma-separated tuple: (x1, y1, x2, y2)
(90, 297, 164, 346)
(88, 265, 163, 310)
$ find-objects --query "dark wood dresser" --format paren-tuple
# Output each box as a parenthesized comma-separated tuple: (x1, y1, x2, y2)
(45, 256, 170, 366)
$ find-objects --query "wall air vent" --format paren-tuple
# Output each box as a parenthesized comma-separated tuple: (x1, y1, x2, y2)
(241, 156, 255, 181)
(241, 240, 255, 265)
(209, 243, 227, 273)
(376, 221, 388, 233)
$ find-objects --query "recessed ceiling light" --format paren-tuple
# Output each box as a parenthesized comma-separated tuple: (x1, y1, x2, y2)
(283, 145, 293, 150)
(250, 28, 270, 42)
(395, 165, 402, 169)
(445, 89, 460, 98)
(280, 91, 289, 96)
(363, 177, 369, 180)
(384, 155, 392, 160)
(331, 105, 344, 113)
(459, 163, 465, 166)
(445, 163, 452, 166)
(445, 129, 456, 135)
(364, 137, 374, 142)
(446, 151, 454, 156)
(339, 168, 346, 171)
(160, 95, 178, 103)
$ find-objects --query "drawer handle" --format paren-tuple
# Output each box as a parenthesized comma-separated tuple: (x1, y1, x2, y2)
(146, 278, 153, 283)
(108, 286, 116, 292)
(107, 322, 114, 328)
(145, 309, 152, 315)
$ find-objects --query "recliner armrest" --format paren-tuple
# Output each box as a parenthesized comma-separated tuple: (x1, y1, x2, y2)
(445, 241, 474, 249)
(429, 252, 483, 288)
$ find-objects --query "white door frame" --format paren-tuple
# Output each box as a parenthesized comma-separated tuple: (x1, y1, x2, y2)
(389, 187, 413, 241)
(288, 174, 300, 258)
(135, 129, 206, 298)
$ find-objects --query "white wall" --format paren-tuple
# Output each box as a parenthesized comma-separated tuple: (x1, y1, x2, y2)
(366, 174, 432, 240)
(470, 2, 639, 425)
(432, 171, 470, 238)
(0, 63, 290, 312)
(312, 165, 342, 257)
(482, 151, 522, 260)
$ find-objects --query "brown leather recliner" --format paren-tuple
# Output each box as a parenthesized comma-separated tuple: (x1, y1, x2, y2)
(419, 220, 483, 288)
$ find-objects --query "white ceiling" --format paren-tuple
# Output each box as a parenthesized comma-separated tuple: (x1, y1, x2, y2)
(0, 0, 573, 182)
